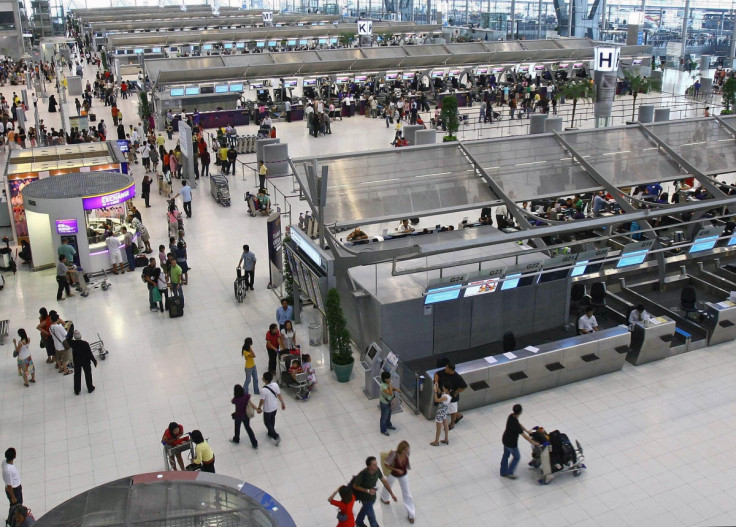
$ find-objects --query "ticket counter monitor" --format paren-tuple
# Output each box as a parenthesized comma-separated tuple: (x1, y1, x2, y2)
(361, 342, 385, 399)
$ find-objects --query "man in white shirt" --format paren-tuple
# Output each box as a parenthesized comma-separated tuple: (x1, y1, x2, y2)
(257, 372, 286, 446)
(138, 141, 150, 172)
(578, 307, 599, 334)
(106, 233, 124, 275)
(174, 180, 193, 219)
(628, 304, 651, 330)
(2, 447, 21, 506)
(49, 312, 72, 374)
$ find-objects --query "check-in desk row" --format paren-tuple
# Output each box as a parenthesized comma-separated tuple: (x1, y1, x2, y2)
(703, 300, 736, 346)
(419, 326, 632, 420)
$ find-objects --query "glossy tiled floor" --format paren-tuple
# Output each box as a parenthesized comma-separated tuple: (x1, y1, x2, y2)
(0, 59, 734, 526)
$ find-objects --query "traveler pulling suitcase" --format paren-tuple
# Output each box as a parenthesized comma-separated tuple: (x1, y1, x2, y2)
(168, 296, 184, 318)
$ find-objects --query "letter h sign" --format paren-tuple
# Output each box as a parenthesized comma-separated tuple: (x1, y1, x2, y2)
(594, 47, 620, 72)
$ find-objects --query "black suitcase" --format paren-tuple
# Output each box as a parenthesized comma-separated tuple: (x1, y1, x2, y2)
(168, 296, 183, 318)
(89, 113, 97, 122)
(135, 254, 148, 267)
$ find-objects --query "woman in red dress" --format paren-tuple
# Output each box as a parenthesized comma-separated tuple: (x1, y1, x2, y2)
(328, 486, 355, 527)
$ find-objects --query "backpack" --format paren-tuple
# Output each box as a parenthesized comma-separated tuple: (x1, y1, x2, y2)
(347, 469, 368, 501)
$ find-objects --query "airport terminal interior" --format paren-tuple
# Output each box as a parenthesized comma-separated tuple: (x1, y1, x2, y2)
(2, 1, 736, 526)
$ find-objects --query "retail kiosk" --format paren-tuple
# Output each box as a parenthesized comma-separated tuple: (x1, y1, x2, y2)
(22, 172, 136, 273)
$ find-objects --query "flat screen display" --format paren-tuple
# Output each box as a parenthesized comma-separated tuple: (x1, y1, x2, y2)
(689, 235, 719, 253)
(249, 83, 263, 89)
(203, 44, 212, 50)
(366, 345, 379, 360)
(200, 85, 214, 94)
(290, 229, 322, 267)
(573, 63, 584, 68)
(570, 260, 589, 277)
(448, 69, 461, 77)
(335, 76, 349, 84)
(236, 42, 245, 48)
(501, 273, 522, 290)
(268, 41, 278, 47)
(229, 84, 243, 92)
(424, 285, 462, 304)
(170, 88, 185, 96)
(283, 79, 298, 87)
(330, 38, 338, 44)
(256, 41, 265, 47)
(215, 85, 229, 93)
(632, 59, 642, 65)
(303, 79, 317, 86)
(464, 278, 499, 297)
(538, 267, 570, 283)
(224, 43, 233, 49)
(492, 67, 505, 72)
(184, 87, 199, 95)
(56, 219, 78, 234)
(300, 39, 309, 45)
(431, 70, 445, 78)
(152, 47, 162, 53)
(518, 66, 529, 72)
(116, 139, 129, 153)
(355, 75, 367, 82)
(288, 39, 297, 45)
(728, 234, 736, 246)
(559, 63, 569, 68)
(133, 48, 144, 54)
(534, 65, 545, 70)
(318, 38, 327, 44)
(402, 72, 415, 80)
(475, 67, 488, 74)
(616, 249, 648, 268)
(386, 72, 399, 80)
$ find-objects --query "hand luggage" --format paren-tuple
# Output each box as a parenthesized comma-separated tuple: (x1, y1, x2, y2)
(89, 113, 97, 122)
(135, 254, 148, 267)
(168, 296, 184, 318)
(234, 268, 246, 303)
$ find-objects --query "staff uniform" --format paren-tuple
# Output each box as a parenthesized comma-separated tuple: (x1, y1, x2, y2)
(628, 309, 651, 330)
(578, 314, 598, 333)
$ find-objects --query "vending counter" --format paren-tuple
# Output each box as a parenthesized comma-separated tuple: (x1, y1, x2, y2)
(22, 172, 136, 273)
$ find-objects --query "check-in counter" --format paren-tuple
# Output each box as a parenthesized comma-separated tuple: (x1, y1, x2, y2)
(417, 326, 631, 419)
(703, 300, 736, 346)
(628, 316, 676, 365)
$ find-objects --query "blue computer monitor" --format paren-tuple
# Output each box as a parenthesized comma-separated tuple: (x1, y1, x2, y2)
(299, 39, 308, 45)
(570, 260, 589, 277)
(152, 47, 162, 53)
(229, 83, 243, 92)
(288, 39, 297, 45)
(215, 85, 229, 93)
(616, 249, 648, 268)
(185, 87, 199, 95)
(224, 43, 233, 49)
(203, 44, 212, 50)
(256, 41, 265, 48)
(133, 48, 144, 54)
(689, 235, 719, 254)
(424, 285, 462, 304)
(728, 234, 736, 246)
(318, 38, 327, 44)
(501, 273, 522, 290)
(268, 41, 277, 47)
(170, 88, 185, 97)
(330, 38, 337, 44)
(236, 42, 245, 48)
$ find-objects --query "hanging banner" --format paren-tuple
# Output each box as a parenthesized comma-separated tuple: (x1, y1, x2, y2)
(267, 212, 283, 288)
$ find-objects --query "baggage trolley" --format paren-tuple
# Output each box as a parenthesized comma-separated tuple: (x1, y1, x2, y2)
(158, 173, 172, 196)
(529, 427, 587, 485)
(210, 173, 231, 206)
(234, 267, 247, 302)
(162, 437, 194, 471)
(88, 332, 110, 360)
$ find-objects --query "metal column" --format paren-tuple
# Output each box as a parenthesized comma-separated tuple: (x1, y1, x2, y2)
(680, 0, 690, 67)
(509, 0, 515, 40)
(537, 0, 542, 39)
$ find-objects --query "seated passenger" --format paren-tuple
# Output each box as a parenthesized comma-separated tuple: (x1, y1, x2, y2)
(397, 219, 415, 233)
(479, 207, 493, 225)
(578, 307, 599, 334)
(257, 188, 271, 216)
(628, 304, 651, 330)
(572, 207, 585, 220)
(346, 227, 368, 241)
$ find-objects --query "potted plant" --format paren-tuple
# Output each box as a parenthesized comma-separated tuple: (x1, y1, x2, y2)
(440, 95, 459, 142)
(325, 288, 354, 382)
(138, 91, 152, 122)
(624, 71, 661, 123)
(338, 32, 356, 47)
(556, 80, 593, 130)
(282, 237, 294, 305)
(721, 77, 736, 115)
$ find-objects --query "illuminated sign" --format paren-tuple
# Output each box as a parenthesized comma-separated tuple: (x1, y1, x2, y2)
(55, 219, 78, 234)
(424, 285, 462, 304)
(82, 183, 135, 210)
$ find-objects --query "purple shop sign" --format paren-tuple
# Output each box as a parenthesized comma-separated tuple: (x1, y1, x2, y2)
(82, 183, 135, 210)
(55, 219, 79, 234)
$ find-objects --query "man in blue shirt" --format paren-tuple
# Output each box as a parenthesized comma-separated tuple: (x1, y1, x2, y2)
(275, 299, 293, 330)
(174, 180, 193, 218)
(592, 191, 607, 217)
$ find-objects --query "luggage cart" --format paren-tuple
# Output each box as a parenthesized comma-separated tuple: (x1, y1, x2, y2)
(210, 173, 231, 206)
(158, 173, 172, 196)
(529, 427, 587, 484)
(88, 332, 110, 360)
(162, 438, 194, 471)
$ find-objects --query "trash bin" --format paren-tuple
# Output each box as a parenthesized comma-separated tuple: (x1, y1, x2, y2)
(308, 323, 322, 346)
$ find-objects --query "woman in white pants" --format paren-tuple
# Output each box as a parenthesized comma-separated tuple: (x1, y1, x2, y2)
(380, 440, 415, 523)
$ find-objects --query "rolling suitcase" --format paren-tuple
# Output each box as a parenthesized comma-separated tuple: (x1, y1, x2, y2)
(168, 296, 183, 318)
(234, 268, 247, 302)
(89, 113, 97, 122)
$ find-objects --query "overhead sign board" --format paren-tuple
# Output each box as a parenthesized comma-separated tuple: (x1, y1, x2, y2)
(593, 47, 621, 72)
(358, 20, 373, 36)
(262, 11, 273, 23)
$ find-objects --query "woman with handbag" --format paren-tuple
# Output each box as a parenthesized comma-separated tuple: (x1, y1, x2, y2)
(13, 329, 35, 387)
(230, 384, 259, 448)
(328, 485, 355, 527)
(380, 441, 415, 524)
